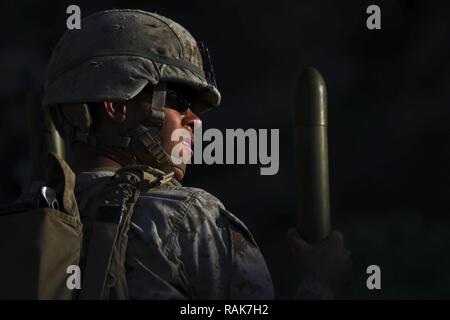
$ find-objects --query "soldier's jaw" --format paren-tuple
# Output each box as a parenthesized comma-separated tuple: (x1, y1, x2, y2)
(172, 166, 185, 180)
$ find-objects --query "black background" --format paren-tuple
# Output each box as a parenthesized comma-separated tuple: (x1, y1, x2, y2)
(0, 0, 449, 299)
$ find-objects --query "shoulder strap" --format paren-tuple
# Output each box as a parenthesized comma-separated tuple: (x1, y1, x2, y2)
(79, 165, 174, 300)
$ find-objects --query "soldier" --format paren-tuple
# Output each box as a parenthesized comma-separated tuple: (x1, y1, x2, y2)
(42, 9, 351, 299)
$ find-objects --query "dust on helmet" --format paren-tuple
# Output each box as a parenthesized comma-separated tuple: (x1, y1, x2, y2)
(42, 9, 221, 177)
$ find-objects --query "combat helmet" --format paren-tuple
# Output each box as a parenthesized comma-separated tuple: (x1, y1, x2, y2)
(43, 9, 220, 176)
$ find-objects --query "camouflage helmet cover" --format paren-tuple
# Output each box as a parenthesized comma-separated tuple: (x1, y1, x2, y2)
(43, 9, 221, 114)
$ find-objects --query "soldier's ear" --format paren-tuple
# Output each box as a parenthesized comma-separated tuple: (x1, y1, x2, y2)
(103, 101, 127, 123)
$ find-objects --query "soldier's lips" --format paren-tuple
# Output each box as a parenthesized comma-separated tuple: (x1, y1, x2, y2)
(182, 140, 193, 155)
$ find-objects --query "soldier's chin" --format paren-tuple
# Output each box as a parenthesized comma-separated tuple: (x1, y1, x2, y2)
(172, 165, 185, 180)
(169, 147, 192, 179)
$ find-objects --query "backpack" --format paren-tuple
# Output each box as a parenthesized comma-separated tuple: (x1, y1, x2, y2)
(0, 153, 174, 299)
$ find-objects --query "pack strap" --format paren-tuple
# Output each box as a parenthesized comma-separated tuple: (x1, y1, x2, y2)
(79, 167, 173, 299)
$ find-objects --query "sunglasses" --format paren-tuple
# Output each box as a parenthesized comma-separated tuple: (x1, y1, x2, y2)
(165, 87, 194, 113)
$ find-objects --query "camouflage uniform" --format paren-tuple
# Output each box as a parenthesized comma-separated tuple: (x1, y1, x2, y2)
(76, 170, 274, 299)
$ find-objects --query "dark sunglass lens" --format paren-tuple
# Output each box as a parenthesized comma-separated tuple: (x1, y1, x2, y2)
(166, 90, 190, 112)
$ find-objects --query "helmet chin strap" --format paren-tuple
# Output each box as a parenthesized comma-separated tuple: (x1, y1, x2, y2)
(127, 81, 187, 180)
(125, 125, 187, 179)
(69, 81, 188, 180)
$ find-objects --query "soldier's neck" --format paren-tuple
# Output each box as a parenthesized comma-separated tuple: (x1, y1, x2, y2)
(73, 143, 125, 173)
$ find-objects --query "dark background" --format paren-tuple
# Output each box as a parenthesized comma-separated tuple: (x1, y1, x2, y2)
(1, 0, 449, 299)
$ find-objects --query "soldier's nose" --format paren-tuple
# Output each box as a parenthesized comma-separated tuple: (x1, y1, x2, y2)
(183, 110, 201, 132)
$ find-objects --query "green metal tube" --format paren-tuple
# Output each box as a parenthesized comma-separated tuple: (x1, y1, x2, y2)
(26, 93, 65, 182)
(43, 107, 65, 160)
(26, 93, 45, 181)
(293, 68, 331, 243)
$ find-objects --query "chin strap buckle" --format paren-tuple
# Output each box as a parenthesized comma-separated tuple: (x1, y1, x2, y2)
(148, 81, 167, 129)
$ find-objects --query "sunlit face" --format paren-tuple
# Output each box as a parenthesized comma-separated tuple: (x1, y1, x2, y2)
(131, 87, 200, 162)
(159, 107, 199, 162)
(100, 85, 200, 179)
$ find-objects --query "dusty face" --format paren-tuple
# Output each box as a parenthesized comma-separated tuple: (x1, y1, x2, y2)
(129, 86, 200, 172)
(159, 107, 199, 162)
(122, 85, 199, 155)
(97, 85, 200, 179)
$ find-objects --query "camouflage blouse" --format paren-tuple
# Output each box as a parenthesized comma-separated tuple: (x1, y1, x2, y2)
(76, 170, 274, 299)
